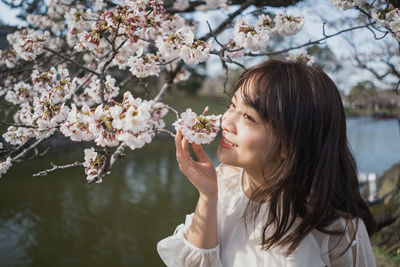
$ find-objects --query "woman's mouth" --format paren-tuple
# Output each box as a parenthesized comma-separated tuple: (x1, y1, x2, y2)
(220, 136, 237, 148)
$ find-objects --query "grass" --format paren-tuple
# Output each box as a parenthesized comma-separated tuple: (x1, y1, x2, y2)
(373, 246, 400, 266)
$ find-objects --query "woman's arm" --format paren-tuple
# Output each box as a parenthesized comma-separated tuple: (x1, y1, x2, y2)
(185, 194, 218, 249)
(175, 130, 219, 249)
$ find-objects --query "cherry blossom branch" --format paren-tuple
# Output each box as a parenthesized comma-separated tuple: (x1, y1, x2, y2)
(32, 161, 84, 177)
(200, 0, 255, 41)
(155, 128, 176, 137)
(246, 22, 376, 57)
(43, 47, 101, 77)
(0, 121, 39, 128)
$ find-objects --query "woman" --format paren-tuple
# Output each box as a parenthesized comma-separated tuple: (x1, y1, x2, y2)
(157, 60, 377, 266)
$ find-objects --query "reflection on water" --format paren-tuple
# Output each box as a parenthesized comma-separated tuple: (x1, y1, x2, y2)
(0, 117, 398, 266)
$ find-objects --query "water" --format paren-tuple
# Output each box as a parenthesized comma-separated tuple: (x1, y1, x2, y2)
(0, 117, 399, 266)
(347, 117, 400, 176)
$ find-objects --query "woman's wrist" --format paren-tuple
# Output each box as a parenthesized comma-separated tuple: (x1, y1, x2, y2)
(199, 193, 218, 203)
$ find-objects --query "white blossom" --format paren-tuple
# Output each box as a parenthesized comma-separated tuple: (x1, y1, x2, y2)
(372, 8, 400, 41)
(127, 53, 160, 78)
(173, 68, 191, 83)
(12, 29, 49, 61)
(0, 49, 18, 68)
(234, 17, 271, 52)
(60, 104, 95, 142)
(173, 107, 222, 144)
(286, 49, 315, 66)
(172, 0, 190, 11)
(83, 148, 103, 183)
(179, 40, 212, 64)
(0, 157, 12, 178)
(330, 0, 365, 10)
(5, 81, 36, 105)
(3, 126, 36, 145)
(86, 75, 120, 104)
(274, 13, 304, 36)
(223, 39, 245, 59)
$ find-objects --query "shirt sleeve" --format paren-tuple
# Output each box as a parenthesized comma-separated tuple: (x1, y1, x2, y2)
(157, 213, 222, 267)
(329, 218, 376, 267)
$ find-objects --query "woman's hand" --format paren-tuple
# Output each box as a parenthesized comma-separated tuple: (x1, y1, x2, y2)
(175, 130, 218, 199)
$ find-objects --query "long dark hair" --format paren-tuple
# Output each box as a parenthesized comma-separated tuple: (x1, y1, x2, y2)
(234, 59, 376, 255)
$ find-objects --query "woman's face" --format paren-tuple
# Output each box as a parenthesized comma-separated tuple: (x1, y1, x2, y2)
(217, 85, 278, 175)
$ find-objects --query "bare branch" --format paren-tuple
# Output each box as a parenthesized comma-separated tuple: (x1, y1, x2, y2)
(246, 22, 376, 57)
(44, 47, 101, 77)
(200, 0, 255, 41)
(33, 161, 84, 177)
(13, 138, 46, 161)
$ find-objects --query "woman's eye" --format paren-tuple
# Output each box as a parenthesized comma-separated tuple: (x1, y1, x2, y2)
(244, 113, 255, 122)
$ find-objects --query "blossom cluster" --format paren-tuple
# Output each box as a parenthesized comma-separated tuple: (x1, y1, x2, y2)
(233, 13, 303, 52)
(83, 148, 104, 183)
(286, 49, 315, 66)
(371, 8, 400, 41)
(61, 91, 168, 150)
(173, 107, 221, 144)
(330, 0, 366, 10)
(10, 29, 49, 61)
(3, 67, 77, 145)
(0, 157, 12, 178)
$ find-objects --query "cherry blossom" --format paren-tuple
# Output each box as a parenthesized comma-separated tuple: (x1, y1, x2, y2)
(274, 13, 304, 36)
(180, 40, 212, 64)
(172, 0, 190, 11)
(113, 92, 168, 150)
(83, 148, 104, 183)
(3, 126, 36, 145)
(371, 8, 400, 41)
(173, 107, 222, 144)
(127, 52, 161, 78)
(5, 81, 36, 105)
(223, 39, 245, 59)
(234, 17, 271, 52)
(0, 157, 12, 178)
(0, 49, 18, 68)
(11, 29, 49, 61)
(60, 104, 95, 142)
(173, 69, 191, 83)
(286, 49, 315, 66)
(87, 75, 120, 104)
(330, 0, 366, 10)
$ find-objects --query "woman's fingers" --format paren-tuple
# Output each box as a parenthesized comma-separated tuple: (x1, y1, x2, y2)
(181, 137, 192, 160)
(192, 143, 211, 163)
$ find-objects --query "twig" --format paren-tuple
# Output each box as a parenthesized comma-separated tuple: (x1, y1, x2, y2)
(155, 128, 175, 137)
(33, 161, 84, 177)
(13, 138, 46, 161)
(200, 0, 255, 41)
(246, 22, 376, 57)
(154, 83, 170, 102)
(0, 121, 39, 128)
(44, 47, 101, 77)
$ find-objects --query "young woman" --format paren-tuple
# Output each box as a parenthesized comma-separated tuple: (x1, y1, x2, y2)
(157, 60, 377, 266)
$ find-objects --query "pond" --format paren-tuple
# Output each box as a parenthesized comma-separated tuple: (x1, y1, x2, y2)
(0, 116, 399, 266)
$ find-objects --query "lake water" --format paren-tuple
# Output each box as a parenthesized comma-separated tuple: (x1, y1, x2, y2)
(0, 116, 399, 266)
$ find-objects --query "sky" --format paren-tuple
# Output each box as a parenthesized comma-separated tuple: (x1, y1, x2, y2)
(0, 0, 397, 94)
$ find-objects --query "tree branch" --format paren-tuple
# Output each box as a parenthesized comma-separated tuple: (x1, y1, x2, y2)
(32, 161, 84, 177)
(246, 22, 376, 57)
(44, 47, 101, 77)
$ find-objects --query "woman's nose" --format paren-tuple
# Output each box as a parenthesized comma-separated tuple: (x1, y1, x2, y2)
(221, 110, 236, 134)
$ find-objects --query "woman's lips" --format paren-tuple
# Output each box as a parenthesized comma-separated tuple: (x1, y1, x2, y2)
(220, 136, 236, 148)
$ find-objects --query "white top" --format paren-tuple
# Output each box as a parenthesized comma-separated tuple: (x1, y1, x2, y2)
(157, 164, 376, 267)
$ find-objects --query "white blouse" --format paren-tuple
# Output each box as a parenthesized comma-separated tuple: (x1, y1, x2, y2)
(157, 164, 376, 267)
